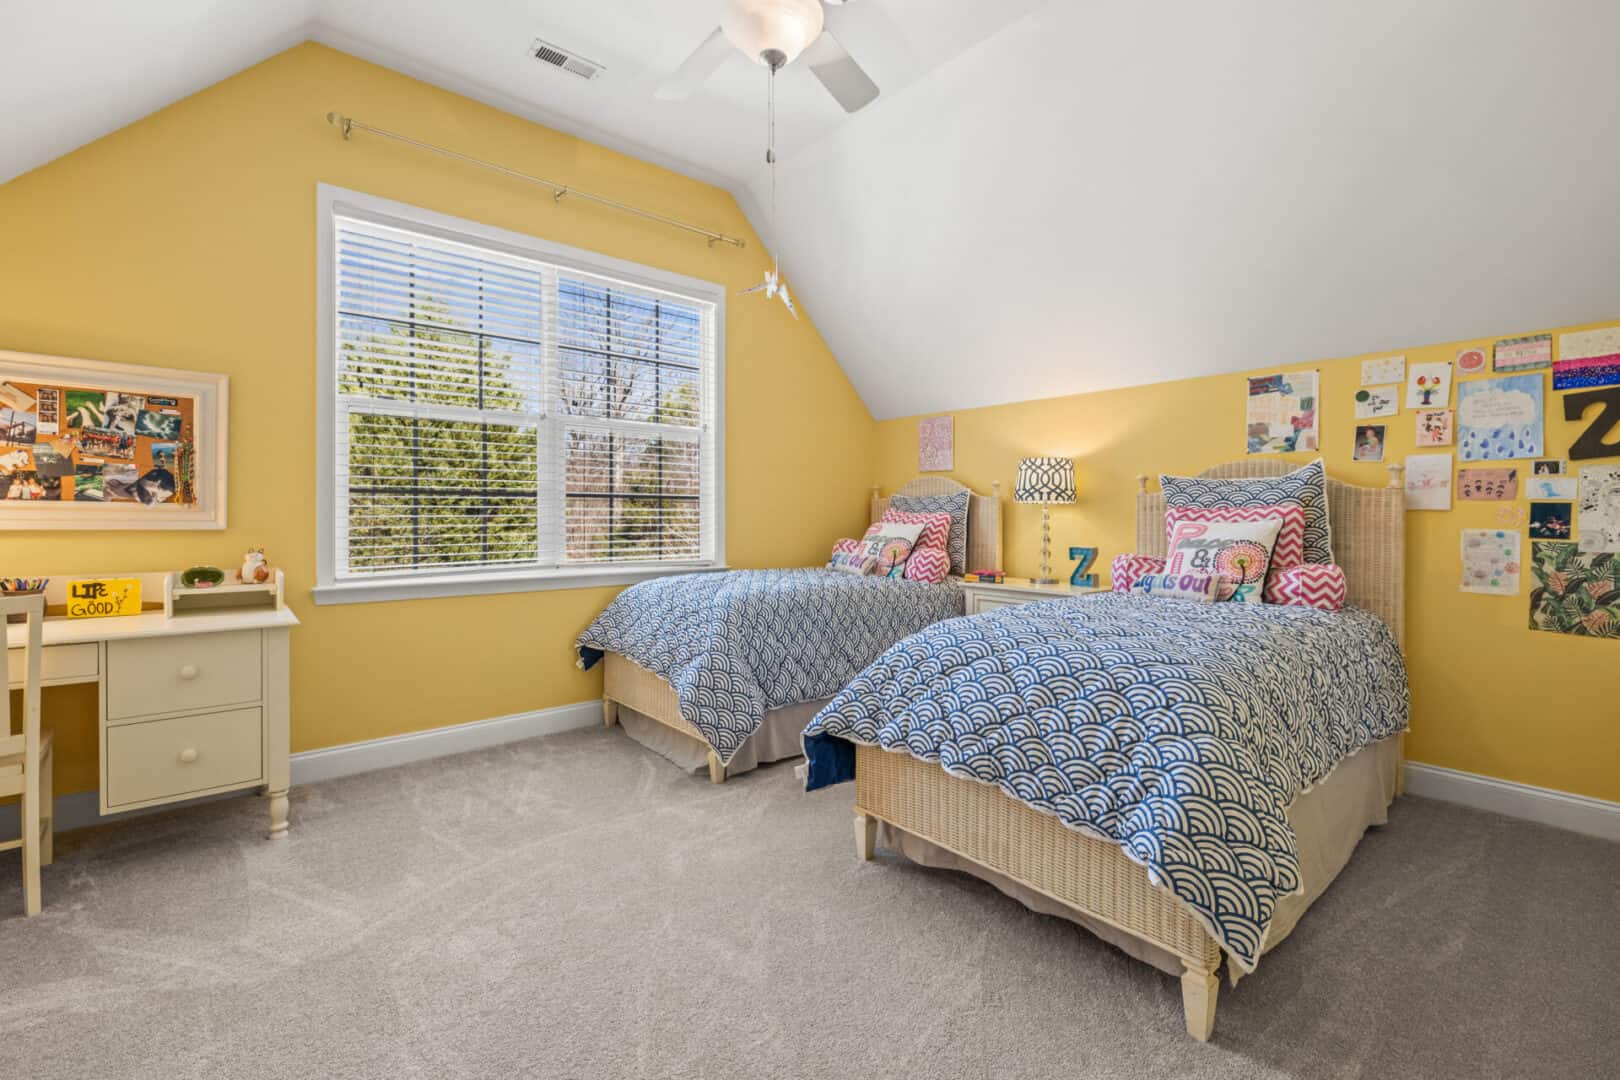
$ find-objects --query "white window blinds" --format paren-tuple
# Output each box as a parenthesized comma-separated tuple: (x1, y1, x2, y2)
(332, 214, 719, 582)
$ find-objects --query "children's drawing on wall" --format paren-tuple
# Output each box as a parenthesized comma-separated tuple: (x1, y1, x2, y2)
(1555, 327, 1620, 390)
(1353, 424, 1386, 462)
(1527, 476, 1579, 500)
(1361, 356, 1405, 386)
(1529, 541, 1620, 638)
(1458, 467, 1518, 501)
(1405, 361, 1452, 409)
(1528, 502, 1573, 540)
(1533, 459, 1566, 475)
(1415, 409, 1453, 447)
(1460, 529, 1520, 595)
(1354, 386, 1399, 419)
(1577, 465, 1620, 554)
(1404, 453, 1453, 510)
(1493, 333, 1552, 373)
(1245, 371, 1318, 454)
(1456, 373, 1544, 461)
(1455, 346, 1488, 375)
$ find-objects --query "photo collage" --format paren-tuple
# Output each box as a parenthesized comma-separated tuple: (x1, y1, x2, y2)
(0, 378, 194, 505)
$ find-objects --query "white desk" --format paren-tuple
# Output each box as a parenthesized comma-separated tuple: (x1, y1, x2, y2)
(6, 607, 298, 837)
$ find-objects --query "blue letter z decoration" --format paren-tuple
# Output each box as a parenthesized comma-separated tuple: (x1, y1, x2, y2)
(1069, 546, 1098, 588)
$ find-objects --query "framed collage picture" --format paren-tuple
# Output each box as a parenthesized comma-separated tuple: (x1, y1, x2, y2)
(0, 350, 227, 529)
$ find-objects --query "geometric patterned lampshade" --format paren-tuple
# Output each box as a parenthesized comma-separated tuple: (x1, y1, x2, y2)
(1014, 457, 1077, 504)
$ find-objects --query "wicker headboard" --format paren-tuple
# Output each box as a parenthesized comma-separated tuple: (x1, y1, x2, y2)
(1135, 461, 1406, 645)
(871, 478, 1003, 573)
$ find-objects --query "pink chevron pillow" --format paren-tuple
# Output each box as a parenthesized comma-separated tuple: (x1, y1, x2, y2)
(1268, 563, 1347, 611)
(903, 545, 951, 584)
(882, 509, 952, 553)
(1111, 553, 1166, 592)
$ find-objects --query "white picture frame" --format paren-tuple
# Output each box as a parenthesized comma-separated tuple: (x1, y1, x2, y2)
(0, 350, 227, 529)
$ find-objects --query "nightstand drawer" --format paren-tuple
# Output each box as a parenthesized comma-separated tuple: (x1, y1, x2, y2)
(7, 642, 99, 687)
(106, 630, 262, 720)
(968, 595, 1023, 615)
(105, 707, 264, 808)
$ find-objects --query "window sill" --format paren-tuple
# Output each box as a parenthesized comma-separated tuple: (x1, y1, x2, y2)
(311, 564, 730, 606)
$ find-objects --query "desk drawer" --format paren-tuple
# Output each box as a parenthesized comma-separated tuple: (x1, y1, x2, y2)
(107, 630, 261, 720)
(7, 642, 99, 687)
(105, 707, 263, 808)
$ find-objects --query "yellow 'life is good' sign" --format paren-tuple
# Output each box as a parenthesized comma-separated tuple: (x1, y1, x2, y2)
(67, 578, 143, 618)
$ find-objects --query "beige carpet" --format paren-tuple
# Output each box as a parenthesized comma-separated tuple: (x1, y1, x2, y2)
(1, 727, 1616, 1079)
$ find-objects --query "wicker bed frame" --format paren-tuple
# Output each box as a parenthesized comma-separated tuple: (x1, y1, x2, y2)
(850, 460, 1406, 1041)
(601, 477, 1004, 784)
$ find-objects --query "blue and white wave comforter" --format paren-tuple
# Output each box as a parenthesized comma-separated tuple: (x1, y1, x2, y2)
(803, 593, 1408, 971)
(577, 569, 963, 765)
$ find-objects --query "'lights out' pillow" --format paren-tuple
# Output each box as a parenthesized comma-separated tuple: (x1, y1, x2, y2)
(1164, 503, 1307, 603)
(1165, 515, 1284, 603)
(858, 520, 925, 578)
(1129, 573, 1222, 603)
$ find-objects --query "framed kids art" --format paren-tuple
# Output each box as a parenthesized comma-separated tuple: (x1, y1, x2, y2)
(0, 350, 227, 529)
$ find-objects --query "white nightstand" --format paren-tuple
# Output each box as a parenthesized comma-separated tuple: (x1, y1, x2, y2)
(962, 578, 1102, 615)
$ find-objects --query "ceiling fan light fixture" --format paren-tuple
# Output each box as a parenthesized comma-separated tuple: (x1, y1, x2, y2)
(720, 0, 825, 70)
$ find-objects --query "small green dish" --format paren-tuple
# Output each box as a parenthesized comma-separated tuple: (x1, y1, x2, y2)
(180, 566, 226, 589)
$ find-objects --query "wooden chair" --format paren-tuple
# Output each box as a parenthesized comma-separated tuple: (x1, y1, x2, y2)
(0, 594, 52, 916)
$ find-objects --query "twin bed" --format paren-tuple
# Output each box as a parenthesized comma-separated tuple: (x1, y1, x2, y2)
(576, 461, 1409, 1041)
(580, 476, 1002, 783)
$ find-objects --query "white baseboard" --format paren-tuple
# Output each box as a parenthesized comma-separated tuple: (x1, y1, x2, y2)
(2, 699, 602, 837)
(1404, 763, 1620, 842)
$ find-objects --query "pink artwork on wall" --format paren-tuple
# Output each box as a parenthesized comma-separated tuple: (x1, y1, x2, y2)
(918, 415, 953, 472)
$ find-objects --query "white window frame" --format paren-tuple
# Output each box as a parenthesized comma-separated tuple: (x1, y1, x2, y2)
(313, 184, 726, 605)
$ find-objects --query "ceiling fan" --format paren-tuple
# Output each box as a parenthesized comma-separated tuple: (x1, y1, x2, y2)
(654, 0, 881, 114)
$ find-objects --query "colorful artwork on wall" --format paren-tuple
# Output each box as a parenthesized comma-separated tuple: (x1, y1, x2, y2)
(1529, 541, 1620, 638)
(1415, 409, 1454, 447)
(1460, 529, 1520, 595)
(1405, 361, 1452, 409)
(1456, 373, 1544, 461)
(1554, 327, 1620, 390)
(1245, 371, 1318, 455)
(1493, 333, 1553, 374)
(1455, 346, 1488, 375)
(1577, 465, 1620, 554)
(1457, 467, 1518, 501)
(1404, 453, 1453, 511)
(1526, 476, 1579, 500)
(917, 415, 953, 472)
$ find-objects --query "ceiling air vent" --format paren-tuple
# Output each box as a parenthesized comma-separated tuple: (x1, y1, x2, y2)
(529, 38, 604, 81)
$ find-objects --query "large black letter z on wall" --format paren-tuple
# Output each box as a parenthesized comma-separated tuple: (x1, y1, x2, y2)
(1564, 386, 1620, 460)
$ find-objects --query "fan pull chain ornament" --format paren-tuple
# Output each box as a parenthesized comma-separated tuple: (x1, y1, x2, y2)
(739, 47, 799, 318)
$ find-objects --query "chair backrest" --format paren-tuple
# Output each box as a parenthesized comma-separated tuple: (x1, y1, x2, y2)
(0, 594, 44, 763)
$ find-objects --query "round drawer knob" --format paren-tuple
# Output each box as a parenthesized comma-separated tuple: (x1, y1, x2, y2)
(178, 664, 199, 680)
(178, 748, 199, 764)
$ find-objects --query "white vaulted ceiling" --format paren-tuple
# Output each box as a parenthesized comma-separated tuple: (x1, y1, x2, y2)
(6, 2, 1620, 419)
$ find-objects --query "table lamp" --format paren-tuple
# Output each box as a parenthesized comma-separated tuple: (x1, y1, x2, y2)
(1014, 457, 1077, 585)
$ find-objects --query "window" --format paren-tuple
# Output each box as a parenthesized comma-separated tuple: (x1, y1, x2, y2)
(315, 186, 724, 604)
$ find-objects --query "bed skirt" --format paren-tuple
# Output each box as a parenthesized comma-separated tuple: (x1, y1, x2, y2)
(616, 699, 825, 778)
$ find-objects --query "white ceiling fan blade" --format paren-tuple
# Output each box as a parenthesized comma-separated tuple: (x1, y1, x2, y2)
(802, 30, 880, 113)
(653, 26, 731, 101)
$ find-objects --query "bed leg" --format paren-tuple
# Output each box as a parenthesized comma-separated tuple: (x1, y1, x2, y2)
(1180, 960, 1219, 1042)
(602, 697, 618, 728)
(854, 812, 877, 861)
(706, 752, 725, 785)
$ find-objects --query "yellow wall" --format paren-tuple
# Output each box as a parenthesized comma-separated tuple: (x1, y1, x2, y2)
(875, 320, 1620, 804)
(0, 43, 875, 797)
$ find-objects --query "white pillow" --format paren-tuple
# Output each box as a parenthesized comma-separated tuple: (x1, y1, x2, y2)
(1164, 516, 1284, 604)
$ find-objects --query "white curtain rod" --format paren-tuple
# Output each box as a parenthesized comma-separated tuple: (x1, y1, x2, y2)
(325, 112, 747, 249)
